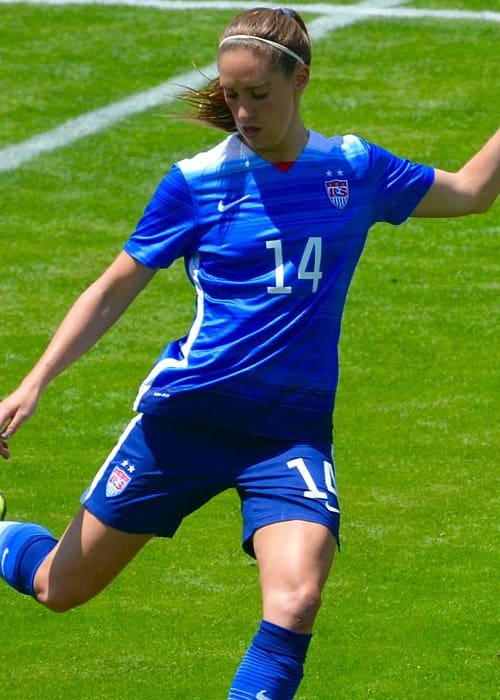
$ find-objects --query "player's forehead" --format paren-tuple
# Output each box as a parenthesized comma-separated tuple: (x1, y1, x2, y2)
(218, 48, 283, 90)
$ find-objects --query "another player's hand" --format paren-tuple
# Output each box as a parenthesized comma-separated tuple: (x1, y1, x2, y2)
(0, 385, 41, 460)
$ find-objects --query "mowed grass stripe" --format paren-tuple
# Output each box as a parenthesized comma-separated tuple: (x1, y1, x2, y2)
(0, 3, 498, 699)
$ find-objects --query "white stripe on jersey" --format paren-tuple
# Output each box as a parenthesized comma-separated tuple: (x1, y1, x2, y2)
(132, 252, 204, 410)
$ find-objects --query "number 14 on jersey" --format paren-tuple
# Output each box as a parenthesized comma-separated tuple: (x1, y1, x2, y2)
(266, 237, 323, 294)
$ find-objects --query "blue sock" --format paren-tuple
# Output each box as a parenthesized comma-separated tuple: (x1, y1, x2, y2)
(0, 521, 57, 597)
(228, 620, 312, 700)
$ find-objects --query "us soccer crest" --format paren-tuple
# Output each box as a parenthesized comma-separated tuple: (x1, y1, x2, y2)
(325, 178, 349, 209)
(106, 465, 131, 498)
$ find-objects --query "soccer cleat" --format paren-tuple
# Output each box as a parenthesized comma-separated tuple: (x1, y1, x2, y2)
(0, 492, 7, 520)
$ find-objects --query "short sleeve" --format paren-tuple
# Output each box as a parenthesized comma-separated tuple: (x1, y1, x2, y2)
(364, 140, 435, 225)
(124, 164, 198, 269)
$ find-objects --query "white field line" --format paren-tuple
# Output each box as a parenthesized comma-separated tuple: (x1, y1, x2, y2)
(0, 0, 497, 172)
(0, 66, 218, 172)
(0, 0, 408, 172)
(0, 0, 498, 21)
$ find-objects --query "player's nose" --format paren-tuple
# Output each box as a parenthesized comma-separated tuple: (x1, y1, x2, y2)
(236, 101, 255, 120)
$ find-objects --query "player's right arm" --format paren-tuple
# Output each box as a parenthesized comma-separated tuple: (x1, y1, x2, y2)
(0, 251, 155, 459)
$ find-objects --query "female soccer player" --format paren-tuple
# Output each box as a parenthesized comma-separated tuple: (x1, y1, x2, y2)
(0, 7, 498, 699)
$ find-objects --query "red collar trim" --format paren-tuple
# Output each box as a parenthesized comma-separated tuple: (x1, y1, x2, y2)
(273, 161, 295, 172)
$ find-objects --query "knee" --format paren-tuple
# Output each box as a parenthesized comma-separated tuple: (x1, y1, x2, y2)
(289, 582, 323, 622)
(35, 579, 92, 613)
(271, 582, 323, 631)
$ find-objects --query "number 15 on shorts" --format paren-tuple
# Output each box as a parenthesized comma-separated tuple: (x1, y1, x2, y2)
(288, 458, 340, 513)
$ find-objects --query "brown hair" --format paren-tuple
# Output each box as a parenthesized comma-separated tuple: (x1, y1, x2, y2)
(180, 7, 311, 132)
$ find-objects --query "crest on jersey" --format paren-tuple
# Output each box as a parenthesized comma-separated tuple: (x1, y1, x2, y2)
(106, 465, 131, 498)
(325, 178, 349, 209)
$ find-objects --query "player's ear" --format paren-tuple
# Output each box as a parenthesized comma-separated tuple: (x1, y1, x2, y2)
(294, 65, 310, 93)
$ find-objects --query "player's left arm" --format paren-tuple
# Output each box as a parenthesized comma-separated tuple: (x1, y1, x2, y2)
(412, 129, 500, 218)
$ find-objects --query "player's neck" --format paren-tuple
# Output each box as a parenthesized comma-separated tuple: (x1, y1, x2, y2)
(279, 125, 309, 162)
(245, 125, 309, 165)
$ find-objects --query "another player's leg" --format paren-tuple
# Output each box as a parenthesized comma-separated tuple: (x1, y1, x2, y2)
(228, 520, 335, 700)
(0, 507, 152, 610)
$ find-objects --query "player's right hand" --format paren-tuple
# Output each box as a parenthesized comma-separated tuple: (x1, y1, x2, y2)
(0, 431, 9, 460)
(0, 385, 41, 460)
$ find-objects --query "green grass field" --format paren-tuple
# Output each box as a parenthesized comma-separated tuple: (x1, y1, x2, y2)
(1, 1, 499, 697)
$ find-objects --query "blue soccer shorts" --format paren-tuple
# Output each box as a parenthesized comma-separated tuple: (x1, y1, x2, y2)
(81, 413, 340, 555)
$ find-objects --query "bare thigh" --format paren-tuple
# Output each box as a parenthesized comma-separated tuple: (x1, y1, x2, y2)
(253, 520, 336, 634)
(34, 507, 153, 611)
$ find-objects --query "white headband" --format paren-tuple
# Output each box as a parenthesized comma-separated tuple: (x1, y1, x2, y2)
(219, 35, 306, 65)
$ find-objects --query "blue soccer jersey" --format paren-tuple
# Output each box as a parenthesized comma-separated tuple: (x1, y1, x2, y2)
(124, 132, 434, 440)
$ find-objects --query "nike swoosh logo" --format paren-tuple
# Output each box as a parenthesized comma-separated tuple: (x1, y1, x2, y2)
(256, 691, 269, 700)
(1, 547, 9, 577)
(217, 194, 251, 213)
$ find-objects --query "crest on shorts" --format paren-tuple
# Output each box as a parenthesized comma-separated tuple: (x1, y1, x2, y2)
(106, 465, 131, 498)
(325, 178, 349, 209)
